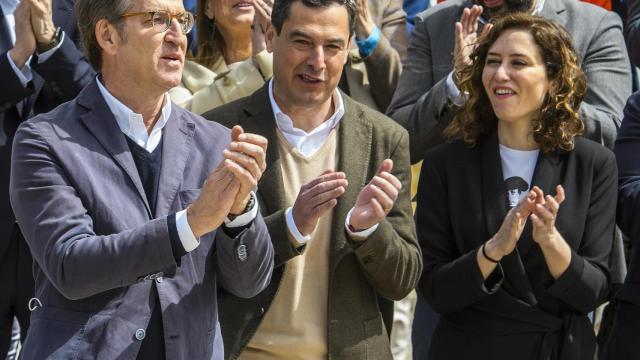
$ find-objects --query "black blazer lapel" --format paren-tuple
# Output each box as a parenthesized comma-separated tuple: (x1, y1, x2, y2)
(155, 108, 195, 218)
(78, 81, 152, 217)
(241, 85, 287, 214)
(480, 131, 537, 306)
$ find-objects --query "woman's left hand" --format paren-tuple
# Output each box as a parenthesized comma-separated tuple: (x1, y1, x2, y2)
(530, 185, 565, 247)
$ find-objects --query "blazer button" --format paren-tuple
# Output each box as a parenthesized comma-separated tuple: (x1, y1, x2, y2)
(156, 276, 163, 284)
(236, 244, 247, 262)
(135, 328, 146, 341)
(362, 255, 373, 264)
(258, 307, 265, 317)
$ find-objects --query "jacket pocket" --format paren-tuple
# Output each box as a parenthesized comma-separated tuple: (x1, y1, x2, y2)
(21, 307, 90, 360)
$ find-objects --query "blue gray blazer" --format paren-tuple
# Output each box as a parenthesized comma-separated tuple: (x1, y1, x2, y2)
(9, 80, 274, 359)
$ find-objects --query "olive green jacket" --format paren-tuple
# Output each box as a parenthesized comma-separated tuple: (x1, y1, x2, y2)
(204, 84, 422, 359)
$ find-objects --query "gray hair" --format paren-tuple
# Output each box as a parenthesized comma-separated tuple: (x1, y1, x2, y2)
(76, 0, 134, 71)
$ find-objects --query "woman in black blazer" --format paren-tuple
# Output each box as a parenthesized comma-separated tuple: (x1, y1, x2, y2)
(415, 14, 617, 360)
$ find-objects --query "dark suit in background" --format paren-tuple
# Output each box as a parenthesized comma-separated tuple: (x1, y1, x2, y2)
(416, 131, 617, 359)
(0, 0, 94, 354)
(602, 91, 640, 359)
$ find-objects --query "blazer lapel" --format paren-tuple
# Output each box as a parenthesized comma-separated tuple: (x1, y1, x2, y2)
(241, 85, 287, 213)
(480, 130, 537, 305)
(330, 96, 372, 269)
(155, 108, 195, 218)
(78, 81, 152, 217)
(480, 130, 508, 238)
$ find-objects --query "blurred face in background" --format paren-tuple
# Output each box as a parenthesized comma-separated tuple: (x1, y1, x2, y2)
(205, 0, 255, 32)
(477, 0, 535, 19)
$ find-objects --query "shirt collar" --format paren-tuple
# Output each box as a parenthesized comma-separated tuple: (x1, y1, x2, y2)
(267, 78, 345, 136)
(96, 76, 172, 145)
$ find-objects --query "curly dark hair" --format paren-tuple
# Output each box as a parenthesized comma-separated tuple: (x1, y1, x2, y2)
(443, 13, 587, 153)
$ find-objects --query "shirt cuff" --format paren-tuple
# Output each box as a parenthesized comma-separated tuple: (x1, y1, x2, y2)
(446, 71, 467, 107)
(7, 52, 33, 88)
(176, 209, 200, 252)
(285, 207, 311, 245)
(224, 191, 259, 227)
(344, 208, 379, 240)
(36, 31, 65, 63)
(355, 26, 381, 58)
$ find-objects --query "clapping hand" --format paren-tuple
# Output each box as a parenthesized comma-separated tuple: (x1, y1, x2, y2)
(530, 185, 565, 247)
(223, 126, 268, 215)
(291, 170, 348, 236)
(349, 159, 402, 234)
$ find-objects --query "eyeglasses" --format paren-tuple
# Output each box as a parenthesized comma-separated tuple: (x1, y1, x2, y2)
(120, 10, 195, 34)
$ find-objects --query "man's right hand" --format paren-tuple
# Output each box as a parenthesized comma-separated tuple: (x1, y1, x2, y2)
(10, 1, 36, 69)
(291, 170, 348, 236)
(187, 165, 240, 238)
(453, 5, 492, 86)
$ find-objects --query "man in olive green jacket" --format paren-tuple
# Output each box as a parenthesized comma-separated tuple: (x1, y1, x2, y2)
(204, 1, 421, 358)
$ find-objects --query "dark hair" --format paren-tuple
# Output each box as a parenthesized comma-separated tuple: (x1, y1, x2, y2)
(444, 13, 586, 153)
(271, 0, 356, 35)
(76, 0, 134, 70)
(191, 0, 227, 69)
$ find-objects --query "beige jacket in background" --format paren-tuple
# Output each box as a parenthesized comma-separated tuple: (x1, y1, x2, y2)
(169, 50, 273, 115)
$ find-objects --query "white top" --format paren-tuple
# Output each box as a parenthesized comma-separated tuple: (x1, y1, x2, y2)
(96, 79, 257, 252)
(499, 144, 539, 208)
(267, 79, 378, 244)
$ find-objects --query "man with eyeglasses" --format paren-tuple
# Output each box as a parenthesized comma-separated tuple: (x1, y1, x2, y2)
(8, 0, 274, 359)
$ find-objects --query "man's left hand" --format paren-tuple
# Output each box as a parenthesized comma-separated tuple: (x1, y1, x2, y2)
(349, 159, 402, 232)
(223, 125, 268, 215)
(25, 0, 56, 44)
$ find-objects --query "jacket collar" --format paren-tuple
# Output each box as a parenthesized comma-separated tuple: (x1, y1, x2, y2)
(77, 79, 195, 219)
(240, 84, 372, 264)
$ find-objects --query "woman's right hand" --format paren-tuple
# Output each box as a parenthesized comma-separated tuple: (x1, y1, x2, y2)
(486, 191, 537, 260)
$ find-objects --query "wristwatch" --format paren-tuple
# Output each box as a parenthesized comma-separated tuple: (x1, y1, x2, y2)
(36, 27, 62, 54)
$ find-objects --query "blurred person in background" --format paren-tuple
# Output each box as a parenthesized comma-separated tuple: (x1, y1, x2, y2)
(0, 0, 94, 356)
(169, 0, 274, 114)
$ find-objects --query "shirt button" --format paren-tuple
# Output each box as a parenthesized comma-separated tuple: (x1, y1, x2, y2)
(135, 328, 146, 341)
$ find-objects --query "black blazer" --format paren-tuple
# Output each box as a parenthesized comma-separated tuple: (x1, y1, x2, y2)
(601, 91, 640, 359)
(0, 0, 94, 258)
(416, 130, 616, 360)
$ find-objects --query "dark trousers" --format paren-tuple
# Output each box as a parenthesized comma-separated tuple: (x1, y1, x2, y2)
(0, 225, 34, 356)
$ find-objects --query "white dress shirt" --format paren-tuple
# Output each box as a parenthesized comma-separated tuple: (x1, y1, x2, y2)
(2, 0, 65, 87)
(268, 80, 378, 244)
(96, 79, 258, 253)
